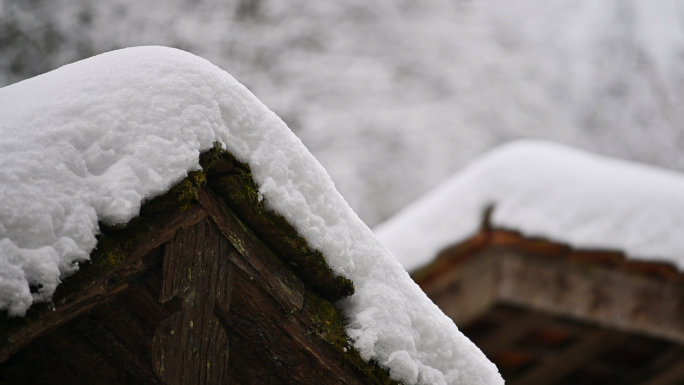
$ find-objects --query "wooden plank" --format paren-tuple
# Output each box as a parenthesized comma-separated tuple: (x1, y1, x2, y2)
(474, 311, 546, 358)
(411, 230, 491, 286)
(644, 354, 684, 385)
(0, 275, 185, 385)
(33, 327, 128, 385)
(65, 312, 163, 385)
(420, 251, 498, 326)
(494, 250, 684, 345)
(511, 330, 625, 385)
(206, 174, 354, 302)
(197, 187, 304, 313)
(152, 219, 234, 385)
(0, 205, 209, 363)
(222, 268, 375, 385)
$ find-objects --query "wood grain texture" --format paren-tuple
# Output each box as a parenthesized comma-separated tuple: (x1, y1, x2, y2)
(0, 205, 208, 363)
(206, 172, 354, 302)
(224, 267, 376, 385)
(0, 272, 182, 384)
(495, 250, 684, 345)
(152, 219, 234, 385)
(510, 330, 625, 385)
(415, 228, 684, 344)
(0, 211, 392, 384)
(197, 187, 304, 313)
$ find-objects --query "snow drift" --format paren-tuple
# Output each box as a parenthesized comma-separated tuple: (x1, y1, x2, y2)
(375, 140, 684, 272)
(0, 46, 502, 385)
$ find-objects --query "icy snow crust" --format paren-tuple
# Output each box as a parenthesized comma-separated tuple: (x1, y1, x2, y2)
(0, 47, 502, 385)
(375, 140, 684, 272)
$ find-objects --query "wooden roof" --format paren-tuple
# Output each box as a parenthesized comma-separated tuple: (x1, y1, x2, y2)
(413, 224, 684, 385)
(0, 146, 395, 385)
(461, 303, 684, 385)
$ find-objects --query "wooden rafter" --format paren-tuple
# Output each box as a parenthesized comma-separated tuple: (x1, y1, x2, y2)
(415, 228, 684, 344)
(510, 329, 625, 385)
(0, 204, 209, 363)
(197, 187, 305, 313)
(416, 226, 684, 385)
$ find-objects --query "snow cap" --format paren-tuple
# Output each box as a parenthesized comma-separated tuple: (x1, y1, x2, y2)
(375, 140, 684, 272)
(0, 46, 502, 385)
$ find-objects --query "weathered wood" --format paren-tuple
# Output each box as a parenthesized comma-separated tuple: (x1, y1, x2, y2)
(206, 173, 354, 302)
(495, 250, 684, 345)
(0, 214, 393, 384)
(460, 303, 684, 385)
(66, 312, 162, 384)
(511, 330, 625, 385)
(412, 230, 491, 287)
(0, 270, 185, 384)
(475, 311, 546, 358)
(644, 354, 684, 385)
(222, 267, 376, 385)
(0, 205, 208, 363)
(415, 227, 684, 345)
(418, 251, 498, 325)
(417, 226, 684, 384)
(152, 219, 234, 385)
(34, 326, 129, 385)
(197, 186, 304, 313)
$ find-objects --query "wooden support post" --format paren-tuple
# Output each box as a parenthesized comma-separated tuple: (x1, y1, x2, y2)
(152, 219, 234, 385)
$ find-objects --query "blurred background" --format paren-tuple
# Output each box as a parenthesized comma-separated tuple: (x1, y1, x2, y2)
(2, 0, 684, 227)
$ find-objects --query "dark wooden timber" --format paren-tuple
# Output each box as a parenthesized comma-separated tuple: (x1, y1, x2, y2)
(511, 329, 626, 385)
(197, 187, 305, 313)
(0, 204, 209, 363)
(153, 218, 234, 385)
(414, 227, 684, 344)
(474, 311, 546, 358)
(644, 354, 684, 385)
(206, 171, 354, 302)
(0, 147, 394, 384)
(224, 266, 380, 384)
(458, 303, 684, 384)
(0, 275, 182, 384)
(415, 225, 684, 385)
(0, 196, 391, 384)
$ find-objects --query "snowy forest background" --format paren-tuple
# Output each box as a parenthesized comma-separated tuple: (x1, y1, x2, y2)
(2, 0, 684, 227)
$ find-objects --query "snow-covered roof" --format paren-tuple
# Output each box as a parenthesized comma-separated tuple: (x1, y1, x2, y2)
(0, 46, 501, 385)
(375, 140, 684, 272)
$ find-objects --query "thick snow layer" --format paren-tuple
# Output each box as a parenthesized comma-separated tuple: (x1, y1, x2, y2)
(375, 140, 684, 272)
(0, 47, 502, 385)
(5, 0, 684, 227)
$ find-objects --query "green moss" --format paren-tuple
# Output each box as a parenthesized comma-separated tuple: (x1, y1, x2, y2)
(140, 171, 206, 215)
(305, 291, 399, 385)
(200, 144, 354, 301)
(0, 142, 358, 364)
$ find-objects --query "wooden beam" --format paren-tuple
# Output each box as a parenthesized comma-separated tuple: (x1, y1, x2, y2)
(197, 187, 304, 313)
(224, 268, 379, 384)
(474, 311, 546, 358)
(152, 219, 234, 385)
(644, 354, 684, 385)
(0, 205, 208, 363)
(419, 252, 498, 326)
(494, 250, 684, 345)
(511, 330, 625, 385)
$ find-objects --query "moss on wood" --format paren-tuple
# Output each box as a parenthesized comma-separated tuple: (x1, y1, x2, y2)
(0, 142, 384, 382)
(304, 291, 398, 385)
(200, 144, 354, 302)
